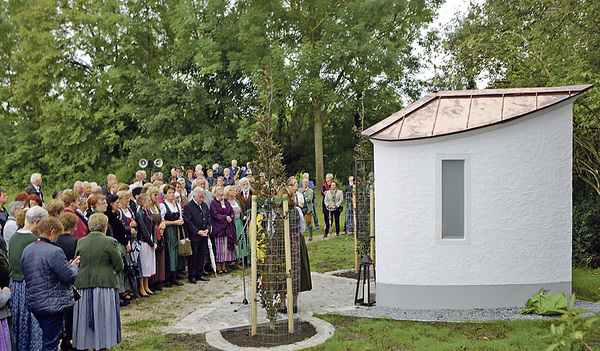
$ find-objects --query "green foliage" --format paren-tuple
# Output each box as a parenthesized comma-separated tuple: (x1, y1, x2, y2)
(236, 0, 440, 186)
(440, 0, 600, 269)
(546, 295, 600, 351)
(0, 0, 440, 192)
(573, 178, 600, 268)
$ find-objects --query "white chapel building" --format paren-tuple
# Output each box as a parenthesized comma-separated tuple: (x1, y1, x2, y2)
(362, 84, 593, 309)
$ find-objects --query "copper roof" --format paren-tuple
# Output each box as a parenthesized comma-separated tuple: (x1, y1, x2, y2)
(362, 84, 593, 141)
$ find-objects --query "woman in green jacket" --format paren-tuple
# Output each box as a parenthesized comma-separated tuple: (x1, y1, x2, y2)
(72, 213, 124, 351)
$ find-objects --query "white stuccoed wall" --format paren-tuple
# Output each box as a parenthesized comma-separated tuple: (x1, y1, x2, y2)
(373, 101, 572, 305)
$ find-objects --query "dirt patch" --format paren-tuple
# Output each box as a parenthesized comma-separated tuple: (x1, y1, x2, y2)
(221, 320, 316, 348)
(333, 270, 359, 279)
(164, 334, 216, 350)
(120, 270, 248, 339)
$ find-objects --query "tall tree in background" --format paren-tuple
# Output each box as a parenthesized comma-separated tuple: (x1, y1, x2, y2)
(438, 0, 600, 266)
(236, 0, 440, 186)
(0, 0, 441, 191)
(439, 0, 600, 188)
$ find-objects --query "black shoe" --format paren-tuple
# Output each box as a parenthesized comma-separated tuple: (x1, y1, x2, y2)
(293, 305, 298, 313)
(188, 278, 197, 284)
(198, 276, 210, 282)
(60, 340, 73, 351)
(164, 281, 173, 287)
(173, 281, 184, 286)
(153, 286, 163, 291)
(278, 307, 287, 314)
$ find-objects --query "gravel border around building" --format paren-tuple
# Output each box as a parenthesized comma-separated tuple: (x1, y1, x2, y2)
(337, 299, 600, 323)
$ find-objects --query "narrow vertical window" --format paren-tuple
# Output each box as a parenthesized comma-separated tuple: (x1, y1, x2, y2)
(442, 160, 464, 239)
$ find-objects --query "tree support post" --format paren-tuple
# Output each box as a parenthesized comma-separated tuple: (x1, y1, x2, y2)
(283, 200, 294, 333)
(353, 184, 359, 274)
(251, 195, 258, 336)
(370, 188, 375, 263)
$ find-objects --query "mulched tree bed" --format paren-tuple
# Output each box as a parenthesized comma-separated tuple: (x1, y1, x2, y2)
(221, 320, 316, 348)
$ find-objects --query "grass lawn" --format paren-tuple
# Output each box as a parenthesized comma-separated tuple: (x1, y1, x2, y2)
(307, 234, 356, 273)
(309, 315, 553, 351)
(572, 268, 600, 302)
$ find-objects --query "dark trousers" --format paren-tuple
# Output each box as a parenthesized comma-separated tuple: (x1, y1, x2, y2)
(63, 306, 73, 341)
(325, 208, 341, 235)
(189, 237, 208, 279)
(34, 312, 64, 351)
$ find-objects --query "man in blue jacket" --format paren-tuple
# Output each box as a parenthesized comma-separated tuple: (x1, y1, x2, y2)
(21, 217, 79, 351)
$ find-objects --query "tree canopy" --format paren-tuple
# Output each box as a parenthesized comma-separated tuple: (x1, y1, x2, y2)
(435, 0, 600, 267)
(0, 0, 440, 191)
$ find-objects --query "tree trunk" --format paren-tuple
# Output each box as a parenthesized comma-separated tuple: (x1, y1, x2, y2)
(313, 101, 324, 189)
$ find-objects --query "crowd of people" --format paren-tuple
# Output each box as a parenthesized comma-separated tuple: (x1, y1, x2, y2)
(0, 160, 355, 351)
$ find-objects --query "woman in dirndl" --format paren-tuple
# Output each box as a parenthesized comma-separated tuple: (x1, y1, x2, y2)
(135, 193, 157, 297)
(226, 185, 245, 269)
(8, 206, 46, 351)
(147, 187, 166, 290)
(105, 194, 132, 306)
(277, 186, 312, 314)
(210, 186, 236, 273)
(73, 213, 124, 350)
(159, 184, 184, 286)
(117, 190, 137, 302)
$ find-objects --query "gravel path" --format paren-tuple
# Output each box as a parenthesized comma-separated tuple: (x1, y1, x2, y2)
(338, 299, 600, 323)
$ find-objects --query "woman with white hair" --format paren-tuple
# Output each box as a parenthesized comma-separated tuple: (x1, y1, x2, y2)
(193, 164, 203, 179)
(3, 201, 25, 250)
(9, 206, 48, 351)
(321, 173, 334, 236)
(73, 213, 124, 350)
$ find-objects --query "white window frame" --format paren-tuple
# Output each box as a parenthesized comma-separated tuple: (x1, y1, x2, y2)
(436, 153, 471, 245)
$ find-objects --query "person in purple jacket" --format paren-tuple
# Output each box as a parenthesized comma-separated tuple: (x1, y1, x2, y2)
(209, 186, 236, 274)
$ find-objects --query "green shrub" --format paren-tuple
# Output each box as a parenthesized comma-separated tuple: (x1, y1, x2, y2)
(573, 179, 600, 268)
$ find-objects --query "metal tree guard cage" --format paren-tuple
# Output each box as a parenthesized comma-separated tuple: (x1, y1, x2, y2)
(250, 195, 302, 344)
(353, 159, 375, 305)
(353, 159, 375, 273)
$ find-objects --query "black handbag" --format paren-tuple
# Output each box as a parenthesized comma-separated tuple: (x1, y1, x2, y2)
(72, 287, 81, 301)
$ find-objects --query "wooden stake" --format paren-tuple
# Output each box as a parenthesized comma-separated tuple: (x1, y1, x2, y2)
(283, 200, 294, 333)
(353, 184, 359, 274)
(251, 195, 258, 336)
(370, 188, 375, 263)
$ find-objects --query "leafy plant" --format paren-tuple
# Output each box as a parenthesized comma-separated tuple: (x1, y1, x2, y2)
(546, 294, 600, 351)
(250, 68, 290, 330)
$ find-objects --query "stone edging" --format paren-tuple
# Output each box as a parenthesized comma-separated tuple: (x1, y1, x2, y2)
(205, 314, 335, 351)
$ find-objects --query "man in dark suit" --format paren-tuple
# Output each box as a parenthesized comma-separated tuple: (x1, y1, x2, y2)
(183, 188, 211, 283)
(25, 173, 44, 203)
(101, 174, 117, 196)
(235, 177, 252, 223)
